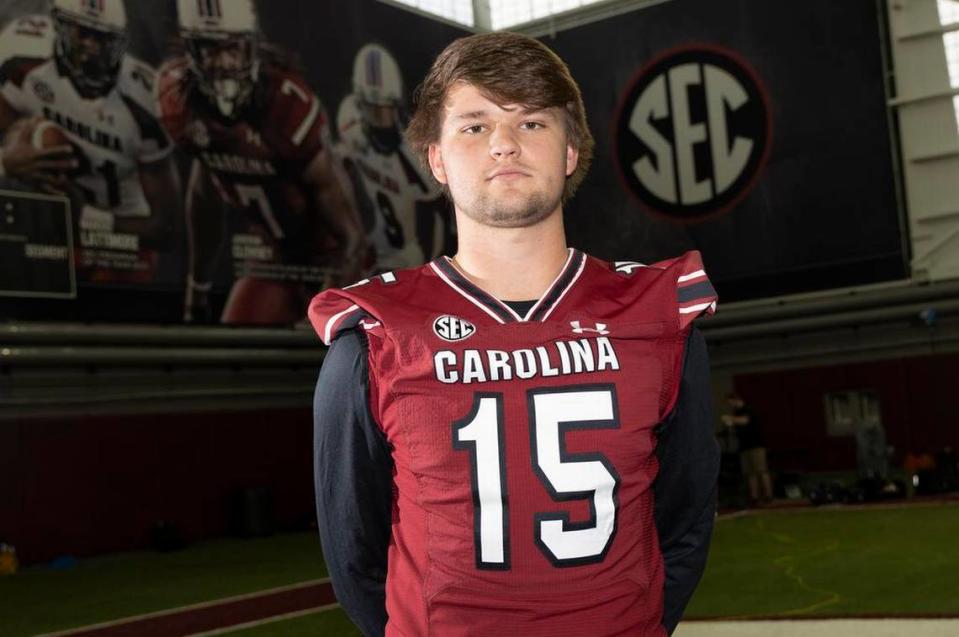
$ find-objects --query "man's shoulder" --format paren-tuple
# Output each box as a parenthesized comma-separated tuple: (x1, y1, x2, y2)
(579, 250, 717, 329)
(308, 263, 436, 345)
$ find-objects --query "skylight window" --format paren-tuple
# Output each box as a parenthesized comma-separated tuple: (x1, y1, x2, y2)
(489, 0, 607, 30)
(937, 0, 959, 131)
(389, 0, 476, 27)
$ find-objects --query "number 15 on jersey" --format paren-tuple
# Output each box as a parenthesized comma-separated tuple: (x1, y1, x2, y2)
(453, 384, 621, 570)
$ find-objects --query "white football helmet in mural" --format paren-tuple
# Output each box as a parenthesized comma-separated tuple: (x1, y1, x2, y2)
(176, 0, 260, 118)
(351, 43, 404, 153)
(50, 0, 128, 98)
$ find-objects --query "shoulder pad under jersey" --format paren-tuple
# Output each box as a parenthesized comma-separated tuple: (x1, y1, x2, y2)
(612, 250, 717, 330)
(117, 55, 161, 115)
(308, 271, 405, 345)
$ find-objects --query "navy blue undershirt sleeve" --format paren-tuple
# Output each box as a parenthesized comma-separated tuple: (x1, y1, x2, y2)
(313, 329, 391, 637)
(654, 326, 720, 635)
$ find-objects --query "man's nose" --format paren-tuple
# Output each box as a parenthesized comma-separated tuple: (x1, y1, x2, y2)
(489, 125, 520, 159)
(215, 50, 242, 70)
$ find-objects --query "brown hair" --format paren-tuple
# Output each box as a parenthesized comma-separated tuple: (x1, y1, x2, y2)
(405, 32, 594, 203)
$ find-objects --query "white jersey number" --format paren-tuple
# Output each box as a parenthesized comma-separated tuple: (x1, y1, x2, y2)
(453, 385, 620, 569)
(77, 156, 121, 210)
(235, 184, 283, 239)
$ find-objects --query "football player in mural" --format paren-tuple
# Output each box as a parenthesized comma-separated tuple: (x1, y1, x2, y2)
(158, 0, 365, 325)
(336, 43, 451, 272)
(0, 0, 181, 270)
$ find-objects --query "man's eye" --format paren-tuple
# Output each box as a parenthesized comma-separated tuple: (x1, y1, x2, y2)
(521, 121, 544, 130)
(462, 125, 485, 134)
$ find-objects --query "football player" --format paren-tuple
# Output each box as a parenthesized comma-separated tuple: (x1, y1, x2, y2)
(158, 0, 364, 324)
(0, 0, 181, 256)
(311, 33, 719, 637)
(335, 43, 451, 272)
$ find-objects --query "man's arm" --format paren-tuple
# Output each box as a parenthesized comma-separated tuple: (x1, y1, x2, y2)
(313, 328, 391, 637)
(303, 147, 367, 286)
(0, 96, 75, 181)
(182, 159, 225, 323)
(123, 153, 182, 248)
(654, 326, 720, 635)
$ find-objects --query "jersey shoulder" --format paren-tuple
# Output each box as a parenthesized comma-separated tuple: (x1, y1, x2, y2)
(334, 93, 364, 154)
(113, 55, 171, 159)
(592, 250, 718, 329)
(156, 56, 193, 143)
(0, 14, 53, 89)
(116, 55, 161, 115)
(259, 65, 328, 159)
(308, 263, 434, 345)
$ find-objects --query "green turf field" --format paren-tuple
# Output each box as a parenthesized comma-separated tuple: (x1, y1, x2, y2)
(4, 503, 958, 637)
(0, 533, 327, 637)
(686, 502, 959, 618)
(227, 609, 361, 636)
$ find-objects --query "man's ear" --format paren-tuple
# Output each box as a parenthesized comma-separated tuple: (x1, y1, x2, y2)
(565, 143, 579, 177)
(428, 143, 448, 185)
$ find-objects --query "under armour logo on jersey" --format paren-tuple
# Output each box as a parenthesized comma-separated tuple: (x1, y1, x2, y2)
(614, 261, 647, 274)
(433, 315, 476, 342)
(96, 109, 115, 126)
(359, 319, 381, 330)
(246, 129, 263, 147)
(570, 321, 610, 335)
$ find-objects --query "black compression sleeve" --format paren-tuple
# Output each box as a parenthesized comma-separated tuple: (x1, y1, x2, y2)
(654, 327, 720, 635)
(313, 329, 392, 637)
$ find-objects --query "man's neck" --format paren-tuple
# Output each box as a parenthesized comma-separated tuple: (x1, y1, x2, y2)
(451, 208, 569, 302)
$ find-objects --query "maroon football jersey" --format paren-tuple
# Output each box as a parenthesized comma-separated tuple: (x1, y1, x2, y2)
(308, 249, 717, 637)
(157, 57, 329, 260)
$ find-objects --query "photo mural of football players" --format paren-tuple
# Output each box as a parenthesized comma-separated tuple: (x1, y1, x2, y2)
(336, 43, 451, 272)
(158, 0, 365, 325)
(0, 0, 181, 282)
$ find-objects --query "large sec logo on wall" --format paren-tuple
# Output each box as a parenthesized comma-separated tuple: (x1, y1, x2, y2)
(613, 45, 771, 222)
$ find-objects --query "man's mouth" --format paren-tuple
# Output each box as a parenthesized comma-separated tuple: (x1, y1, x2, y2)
(488, 168, 530, 181)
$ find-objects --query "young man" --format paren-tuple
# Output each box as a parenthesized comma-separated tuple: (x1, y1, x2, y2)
(309, 32, 719, 637)
(722, 392, 772, 506)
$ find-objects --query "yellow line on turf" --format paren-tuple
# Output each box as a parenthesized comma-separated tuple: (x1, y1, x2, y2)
(36, 578, 332, 637)
(758, 517, 842, 616)
(185, 602, 341, 636)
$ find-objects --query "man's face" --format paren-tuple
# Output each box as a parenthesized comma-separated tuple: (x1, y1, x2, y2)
(428, 82, 578, 228)
(360, 101, 398, 129)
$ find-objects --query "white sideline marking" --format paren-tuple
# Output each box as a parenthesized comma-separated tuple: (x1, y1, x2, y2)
(675, 619, 959, 637)
(37, 578, 332, 637)
(186, 602, 340, 636)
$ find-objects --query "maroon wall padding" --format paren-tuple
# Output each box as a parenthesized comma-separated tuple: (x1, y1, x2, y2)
(735, 352, 959, 473)
(0, 408, 313, 565)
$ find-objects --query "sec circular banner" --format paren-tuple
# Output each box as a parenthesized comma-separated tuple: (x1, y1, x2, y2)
(613, 45, 772, 222)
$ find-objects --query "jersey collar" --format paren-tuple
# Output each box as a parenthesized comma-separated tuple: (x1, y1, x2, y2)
(429, 248, 587, 324)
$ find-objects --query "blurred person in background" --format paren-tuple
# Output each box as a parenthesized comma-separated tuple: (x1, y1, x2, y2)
(722, 392, 773, 506)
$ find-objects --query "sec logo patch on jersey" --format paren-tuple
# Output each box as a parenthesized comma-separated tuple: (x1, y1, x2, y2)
(433, 315, 476, 342)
